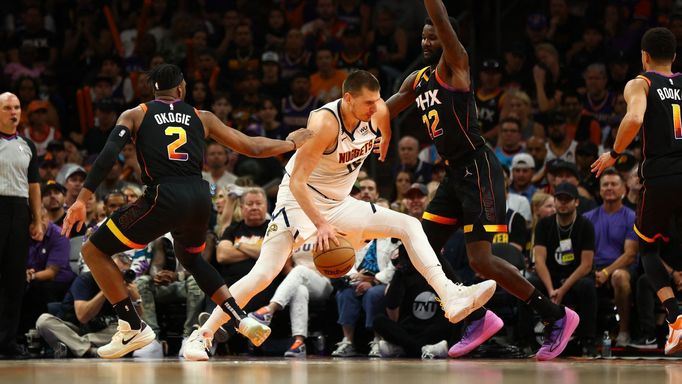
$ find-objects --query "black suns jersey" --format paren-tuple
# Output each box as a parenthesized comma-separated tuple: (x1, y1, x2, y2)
(413, 66, 485, 166)
(637, 72, 682, 180)
(135, 100, 205, 185)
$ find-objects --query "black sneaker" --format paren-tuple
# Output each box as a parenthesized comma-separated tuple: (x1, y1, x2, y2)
(628, 337, 658, 350)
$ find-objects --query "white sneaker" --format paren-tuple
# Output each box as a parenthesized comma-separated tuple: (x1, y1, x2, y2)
(177, 337, 188, 357)
(421, 340, 448, 359)
(665, 315, 682, 355)
(615, 332, 631, 347)
(97, 320, 156, 359)
(331, 337, 358, 357)
(440, 280, 496, 323)
(237, 317, 271, 347)
(378, 340, 405, 357)
(182, 329, 212, 361)
(368, 339, 381, 357)
(133, 339, 164, 358)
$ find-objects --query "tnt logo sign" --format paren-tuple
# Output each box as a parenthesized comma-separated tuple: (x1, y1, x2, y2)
(412, 291, 438, 320)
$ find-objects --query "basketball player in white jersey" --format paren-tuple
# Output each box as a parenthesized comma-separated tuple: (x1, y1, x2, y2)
(182, 70, 496, 360)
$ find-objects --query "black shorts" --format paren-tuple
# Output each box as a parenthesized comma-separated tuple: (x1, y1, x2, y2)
(423, 146, 507, 242)
(635, 175, 682, 244)
(90, 177, 212, 255)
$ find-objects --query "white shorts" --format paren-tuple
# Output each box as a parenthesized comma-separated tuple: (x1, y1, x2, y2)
(268, 188, 379, 250)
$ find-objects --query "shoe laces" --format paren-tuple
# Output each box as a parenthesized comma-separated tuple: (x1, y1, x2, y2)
(189, 331, 212, 351)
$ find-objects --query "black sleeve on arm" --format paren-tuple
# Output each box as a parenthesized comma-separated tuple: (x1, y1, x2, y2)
(24, 138, 40, 183)
(83, 125, 131, 192)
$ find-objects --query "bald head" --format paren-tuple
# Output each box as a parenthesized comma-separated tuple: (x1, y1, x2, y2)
(398, 136, 420, 166)
(0, 92, 21, 133)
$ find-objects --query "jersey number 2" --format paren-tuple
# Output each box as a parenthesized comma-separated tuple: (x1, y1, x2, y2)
(422, 110, 443, 139)
(165, 126, 189, 161)
(673, 104, 682, 140)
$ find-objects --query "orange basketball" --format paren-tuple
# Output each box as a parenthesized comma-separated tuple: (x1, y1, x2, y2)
(313, 236, 356, 278)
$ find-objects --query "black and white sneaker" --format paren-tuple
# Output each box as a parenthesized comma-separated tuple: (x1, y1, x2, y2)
(628, 337, 658, 350)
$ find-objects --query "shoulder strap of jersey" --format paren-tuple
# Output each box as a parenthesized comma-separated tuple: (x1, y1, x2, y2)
(635, 74, 652, 95)
(413, 66, 431, 90)
(139, 103, 148, 113)
(636, 74, 652, 87)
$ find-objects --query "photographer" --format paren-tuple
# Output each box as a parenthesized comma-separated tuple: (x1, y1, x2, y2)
(35, 253, 142, 358)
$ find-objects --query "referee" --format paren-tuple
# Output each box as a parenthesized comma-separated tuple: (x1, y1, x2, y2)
(0, 92, 43, 359)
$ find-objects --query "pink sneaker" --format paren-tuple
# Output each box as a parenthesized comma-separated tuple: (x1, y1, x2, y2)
(448, 310, 504, 358)
(536, 307, 580, 361)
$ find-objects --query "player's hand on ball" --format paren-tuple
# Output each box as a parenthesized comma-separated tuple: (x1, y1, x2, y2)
(315, 222, 340, 252)
(286, 128, 314, 149)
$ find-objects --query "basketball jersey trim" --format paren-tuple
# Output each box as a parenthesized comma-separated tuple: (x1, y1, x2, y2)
(435, 67, 469, 92)
(186, 243, 206, 253)
(336, 100, 358, 140)
(106, 219, 147, 249)
(315, 107, 338, 155)
(413, 67, 430, 90)
(368, 119, 378, 135)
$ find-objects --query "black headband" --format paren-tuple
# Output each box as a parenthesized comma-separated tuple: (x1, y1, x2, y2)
(154, 72, 184, 91)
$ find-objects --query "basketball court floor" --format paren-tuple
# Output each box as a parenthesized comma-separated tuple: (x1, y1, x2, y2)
(1, 357, 679, 384)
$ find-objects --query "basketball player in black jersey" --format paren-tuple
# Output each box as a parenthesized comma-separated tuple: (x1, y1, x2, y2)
(592, 28, 682, 355)
(386, 0, 578, 360)
(61, 64, 313, 359)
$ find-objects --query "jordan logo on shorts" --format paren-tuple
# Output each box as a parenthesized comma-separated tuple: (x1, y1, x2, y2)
(464, 167, 473, 177)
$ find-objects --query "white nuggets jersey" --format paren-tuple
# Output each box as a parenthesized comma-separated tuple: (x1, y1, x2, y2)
(281, 99, 377, 201)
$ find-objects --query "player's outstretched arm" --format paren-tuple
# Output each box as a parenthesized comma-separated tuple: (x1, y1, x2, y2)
(386, 70, 419, 118)
(289, 111, 340, 252)
(591, 78, 648, 176)
(202, 111, 313, 157)
(62, 107, 138, 237)
(424, 0, 469, 73)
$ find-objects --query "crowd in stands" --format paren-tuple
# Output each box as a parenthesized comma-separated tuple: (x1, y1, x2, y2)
(4, 0, 682, 358)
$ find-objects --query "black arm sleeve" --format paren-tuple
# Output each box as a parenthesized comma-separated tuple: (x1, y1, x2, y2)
(83, 125, 131, 192)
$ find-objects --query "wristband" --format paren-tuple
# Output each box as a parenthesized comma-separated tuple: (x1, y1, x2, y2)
(288, 139, 297, 150)
(609, 150, 621, 159)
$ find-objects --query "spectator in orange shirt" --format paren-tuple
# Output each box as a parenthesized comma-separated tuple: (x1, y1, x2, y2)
(310, 46, 347, 103)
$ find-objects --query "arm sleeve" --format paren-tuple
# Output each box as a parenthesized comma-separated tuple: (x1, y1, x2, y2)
(24, 138, 40, 183)
(83, 125, 131, 192)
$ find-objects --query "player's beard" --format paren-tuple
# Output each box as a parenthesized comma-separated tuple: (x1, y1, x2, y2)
(424, 47, 443, 66)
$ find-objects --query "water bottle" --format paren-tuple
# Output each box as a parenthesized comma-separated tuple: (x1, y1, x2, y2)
(311, 332, 326, 355)
(602, 331, 612, 358)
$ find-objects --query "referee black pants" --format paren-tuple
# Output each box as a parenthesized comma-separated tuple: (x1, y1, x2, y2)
(0, 197, 30, 351)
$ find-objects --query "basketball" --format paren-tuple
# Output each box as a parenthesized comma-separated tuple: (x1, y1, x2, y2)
(313, 236, 356, 278)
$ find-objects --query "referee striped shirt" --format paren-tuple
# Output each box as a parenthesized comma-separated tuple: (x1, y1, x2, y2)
(0, 132, 39, 199)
